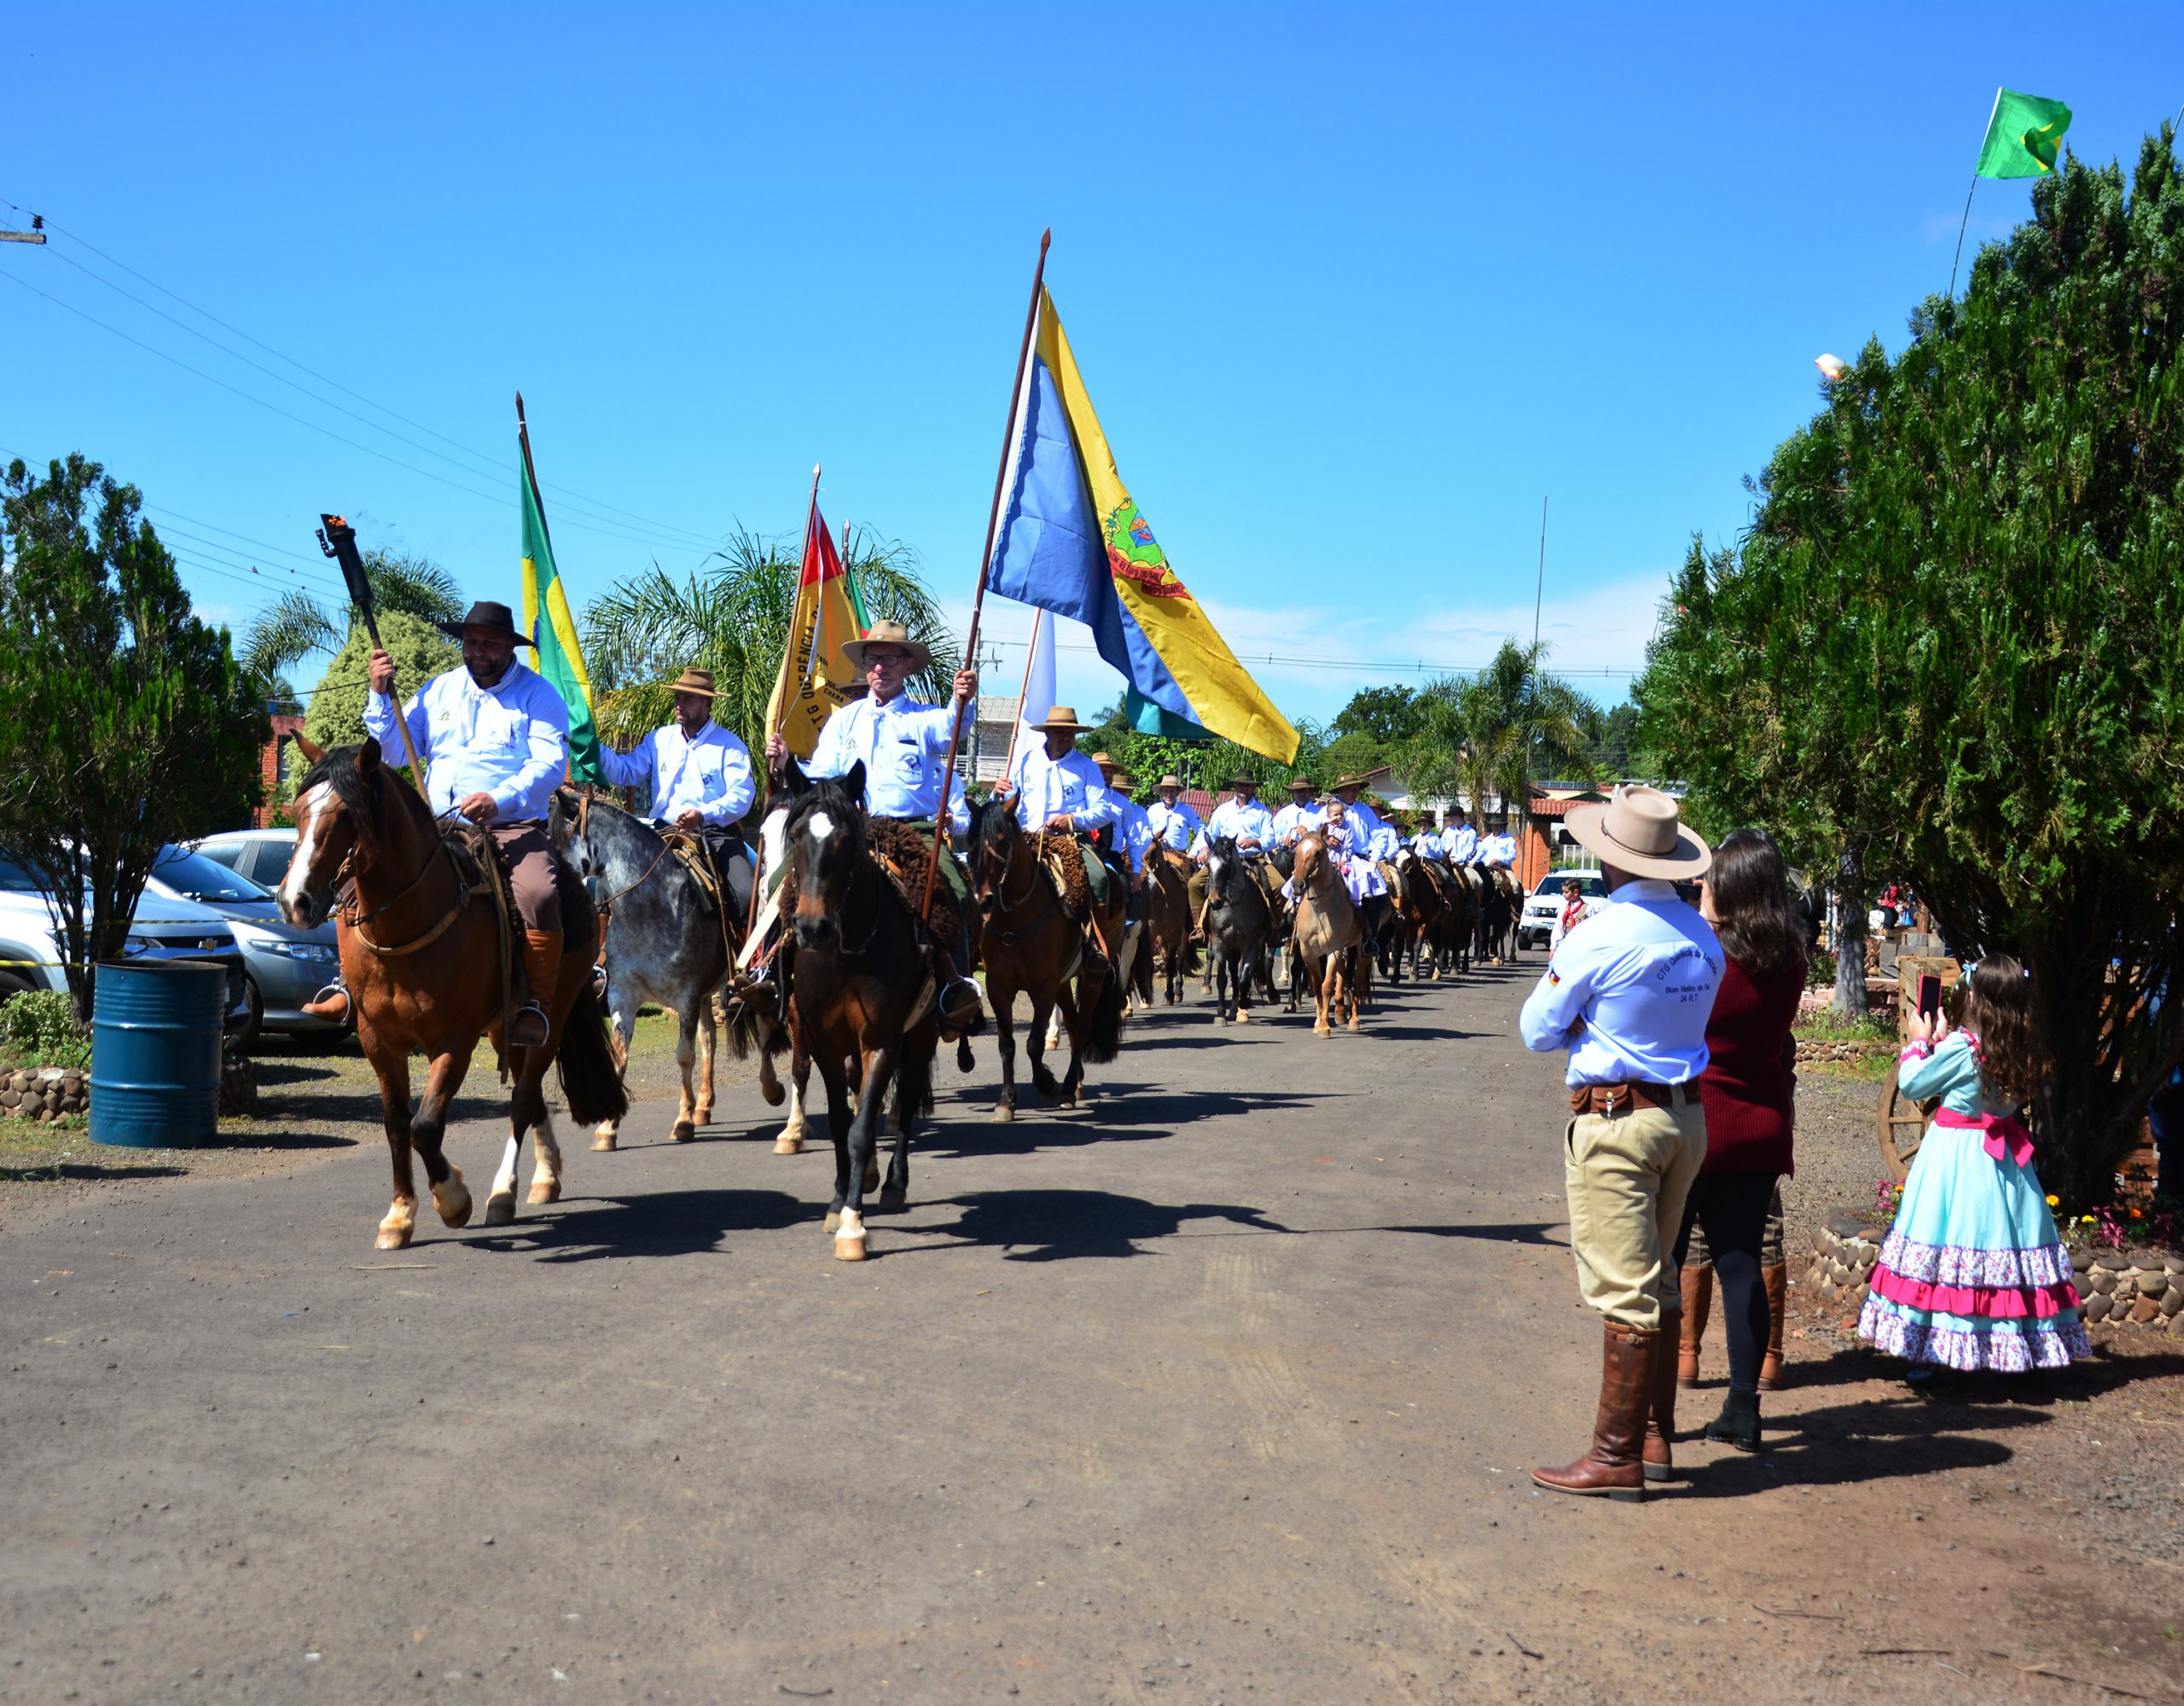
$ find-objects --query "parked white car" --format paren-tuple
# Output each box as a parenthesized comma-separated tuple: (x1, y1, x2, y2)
(0, 851, 250, 1026)
(1519, 869, 1608, 951)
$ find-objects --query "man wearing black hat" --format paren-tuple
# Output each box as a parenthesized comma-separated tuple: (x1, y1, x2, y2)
(361, 601, 573, 1048)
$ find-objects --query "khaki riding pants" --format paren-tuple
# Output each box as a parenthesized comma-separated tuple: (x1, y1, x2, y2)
(1564, 1097, 1707, 1332)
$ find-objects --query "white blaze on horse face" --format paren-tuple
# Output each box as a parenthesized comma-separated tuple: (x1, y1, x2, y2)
(282, 785, 328, 922)
(805, 810, 835, 845)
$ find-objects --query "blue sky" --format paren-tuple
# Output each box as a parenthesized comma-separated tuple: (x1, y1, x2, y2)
(5, 3, 2179, 723)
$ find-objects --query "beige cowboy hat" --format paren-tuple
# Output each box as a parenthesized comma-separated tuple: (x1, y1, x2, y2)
(1283, 775, 1317, 794)
(1155, 774, 1186, 791)
(1089, 750, 1118, 769)
(1332, 773, 1374, 793)
(840, 618, 933, 673)
(1110, 769, 1137, 790)
(1030, 705, 1092, 735)
(1565, 784, 1711, 879)
(668, 665, 717, 698)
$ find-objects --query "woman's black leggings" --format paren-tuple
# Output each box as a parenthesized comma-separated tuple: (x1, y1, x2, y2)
(1674, 1170, 1780, 1394)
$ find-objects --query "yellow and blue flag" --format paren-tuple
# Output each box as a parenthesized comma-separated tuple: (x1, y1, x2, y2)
(985, 288, 1298, 762)
(516, 397, 604, 784)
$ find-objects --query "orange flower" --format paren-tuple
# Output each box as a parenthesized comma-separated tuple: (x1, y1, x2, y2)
(2129, 1207, 2143, 1219)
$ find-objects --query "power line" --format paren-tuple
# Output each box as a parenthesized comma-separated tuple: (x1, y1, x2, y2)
(5, 203, 729, 552)
(0, 264, 718, 559)
(977, 633, 1642, 678)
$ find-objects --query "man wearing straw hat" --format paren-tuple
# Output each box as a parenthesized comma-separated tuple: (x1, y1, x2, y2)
(594, 664, 758, 916)
(764, 618, 982, 1030)
(998, 705, 1118, 911)
(1145, 774, 1203, 861)
(1519, 785, 1722, 1502)
(1088, 753, 1155, 892)
(1269, 775, 1324, 849)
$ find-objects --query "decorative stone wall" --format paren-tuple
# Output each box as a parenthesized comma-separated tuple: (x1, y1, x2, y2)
(0, 1066, 90, 1122)
(2077, 1250, 2184, 1337)
(1, 1059, 258, 1123)
(1792, 1037, 1894, 1067)
(1806, 1212, 1884, 1307)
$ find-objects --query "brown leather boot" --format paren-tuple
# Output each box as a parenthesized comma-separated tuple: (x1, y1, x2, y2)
(1643, 1309, 1680, 1483)
(301, 984, 351, 1024)
(1677, 1262, 1712, 1387)
(1758, 1262, 1789, 1390)
(1533, 1321, 1656, 1501)
(512, 929, 561, 1050)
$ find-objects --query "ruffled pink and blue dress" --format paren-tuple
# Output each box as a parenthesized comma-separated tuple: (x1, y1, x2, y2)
(1857, 1030, 2090, 1372)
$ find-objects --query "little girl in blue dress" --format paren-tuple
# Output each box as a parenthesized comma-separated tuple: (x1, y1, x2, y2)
(1858, 955, 2090, 1372)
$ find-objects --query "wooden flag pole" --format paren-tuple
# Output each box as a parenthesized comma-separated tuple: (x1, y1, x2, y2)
(994, 607, 1044, 799)
(921, 228, 1052, 924)
(748, 462, 826, 948)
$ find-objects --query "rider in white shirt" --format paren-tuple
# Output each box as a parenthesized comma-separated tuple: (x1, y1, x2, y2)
(1269, 777, 1324, 848)
(1146, 774, 1204, 856)
(996, 706, 1119, 909)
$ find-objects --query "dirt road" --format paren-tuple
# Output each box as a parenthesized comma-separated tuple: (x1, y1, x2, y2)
(3, 967, 2177, 1703)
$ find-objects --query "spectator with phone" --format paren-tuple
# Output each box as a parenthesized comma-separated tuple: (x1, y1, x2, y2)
(1858, 955, 2090, 1378)
(1658, 828, 1807, 1466)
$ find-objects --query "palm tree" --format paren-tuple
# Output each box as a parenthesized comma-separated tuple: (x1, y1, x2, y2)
(581, 525, 958, 757)
(240, 548, 463, 711)
(1400, 641, 1597, 827)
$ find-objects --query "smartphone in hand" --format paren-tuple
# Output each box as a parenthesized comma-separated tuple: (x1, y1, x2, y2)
(1916, 973, 1943, 1020)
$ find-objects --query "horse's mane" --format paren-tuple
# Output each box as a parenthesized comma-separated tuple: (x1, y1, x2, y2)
(789, 775, 869, 853)
(297, 744, 377, 833)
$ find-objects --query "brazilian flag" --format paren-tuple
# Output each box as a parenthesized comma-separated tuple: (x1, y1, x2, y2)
(517, 397, 604, 783)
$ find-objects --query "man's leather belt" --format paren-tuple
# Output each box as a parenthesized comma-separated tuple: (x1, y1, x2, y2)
(1569, 1081, 1700, 1117)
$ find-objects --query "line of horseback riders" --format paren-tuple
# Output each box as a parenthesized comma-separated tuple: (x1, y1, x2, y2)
(276, 603, 1526, 1256)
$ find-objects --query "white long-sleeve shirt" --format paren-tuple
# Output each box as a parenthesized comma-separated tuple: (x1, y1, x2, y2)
(1147, 798, 1204, 853)
(595, 720, 755, 827)
(1111, 793, 1155, 876)
(364, 658, 569, 822)
(1519, 879, 1724, 1088)
(1003, 744, 1117, 832)
(1270, 801, 1323, 845)
(806, 691, 971, 834)
(1194, 795, 1277, 856)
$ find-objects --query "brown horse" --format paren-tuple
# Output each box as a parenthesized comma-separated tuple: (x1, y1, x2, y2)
(967, 798, 1125, 1120)
(1145, 849, 1199, 1006)
(1289, 833, 1364, 1035)
(778, 765, 940, 1260)
(279, 739, 626, 1248)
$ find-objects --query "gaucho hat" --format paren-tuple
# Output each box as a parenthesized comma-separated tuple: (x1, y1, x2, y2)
(437, 600, 534, 645)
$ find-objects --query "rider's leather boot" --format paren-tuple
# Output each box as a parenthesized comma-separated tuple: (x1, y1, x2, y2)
(302, 983, 351, 1024)
(938, 922, 985, 1038)
(1532, 1321, 1655, 1501)
(512, 929, 561, 1050)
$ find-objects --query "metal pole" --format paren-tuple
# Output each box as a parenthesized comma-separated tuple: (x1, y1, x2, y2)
(921, 229, 1053, 923)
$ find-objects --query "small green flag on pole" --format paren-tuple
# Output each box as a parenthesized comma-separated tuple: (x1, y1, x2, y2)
(1975, 89, 2072, 178)
(515, 393, 605, 784)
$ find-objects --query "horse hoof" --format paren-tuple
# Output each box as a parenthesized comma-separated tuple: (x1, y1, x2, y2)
(1314, 1022, 1329, 1036)
(1347, 1018, 1361, 1032)
(590, 1131, 618, 1153)
(484, 1192, 516, 1227)
(695, 1105, 715, 1126)
(432, 1172, 472, 1228)
(862, 1165, 881, 1194)
(834, 1210, 868, 1262)
(375, 1214, 414, 1251)
(774, 1133, 804, 1155)
(671, 1120, 696, 1143)
(759, 1078, 785, 1107)
(878, 1188, 908, 1216)
(992, 1104, 1014, 1123)
(1235, 1010, 1251, 1024)
(526, 1179, 560, 1205)
(823, 1209, 841, 1233)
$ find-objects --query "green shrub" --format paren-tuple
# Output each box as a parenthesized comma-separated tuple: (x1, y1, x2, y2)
(0, 989, 87, 1059)
(1806, 949, 1837, 989)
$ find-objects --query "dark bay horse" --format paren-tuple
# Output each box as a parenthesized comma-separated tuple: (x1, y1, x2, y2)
(1202, 837, 1273, 1024)
(967, 798, 1124, 1120)
(781, 764, 939, 1260)
(549, 788, 747, 1150)
(1145, 850, 1199, 1006)
(279, 739, 626, 1248)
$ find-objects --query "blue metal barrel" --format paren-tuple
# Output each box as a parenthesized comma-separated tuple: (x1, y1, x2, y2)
(90, 960, 225, 1148)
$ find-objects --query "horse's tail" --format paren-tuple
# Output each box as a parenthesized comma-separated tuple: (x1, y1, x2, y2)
(556, 987, 630, 1127)
(1081, 955, 1125, 1065)
(1130, 925, 1155, 1005)
(898, 1029, 937, 1125)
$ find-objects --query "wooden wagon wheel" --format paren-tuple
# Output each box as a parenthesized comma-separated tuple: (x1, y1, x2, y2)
(1875, 1059, 1939, 1182)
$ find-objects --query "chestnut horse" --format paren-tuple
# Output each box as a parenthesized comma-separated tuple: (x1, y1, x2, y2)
(1145, 850, 1199, 1006)
(1288, 833, 1365, 1035)
(279, 740, 626, 1248)
(967, 798, 1124, 1121)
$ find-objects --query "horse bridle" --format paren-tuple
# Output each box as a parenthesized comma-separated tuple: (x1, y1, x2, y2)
(333, 833, 477, 958)
(976, 823, 1061, 948)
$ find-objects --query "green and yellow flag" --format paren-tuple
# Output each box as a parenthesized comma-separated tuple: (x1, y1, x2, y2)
(1975, 89, 2072, 179)
(515, 395, 604, 783)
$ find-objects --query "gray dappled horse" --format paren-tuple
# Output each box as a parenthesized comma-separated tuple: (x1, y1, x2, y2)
(550, 787, 751, 1150)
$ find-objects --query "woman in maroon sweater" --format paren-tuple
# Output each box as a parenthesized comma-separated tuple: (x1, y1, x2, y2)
(1663, 828, 1805, 1461)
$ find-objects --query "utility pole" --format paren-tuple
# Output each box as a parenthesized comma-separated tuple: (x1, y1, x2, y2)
(0, 212, 45, 244)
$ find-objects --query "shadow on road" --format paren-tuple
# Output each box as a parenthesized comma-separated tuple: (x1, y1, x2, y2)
(893, 1188, 1292, 1262)
(1376, 1219, 1568, 1247)
(1, 1160, 188, 1184)
(464, 1187, 811, 1262)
